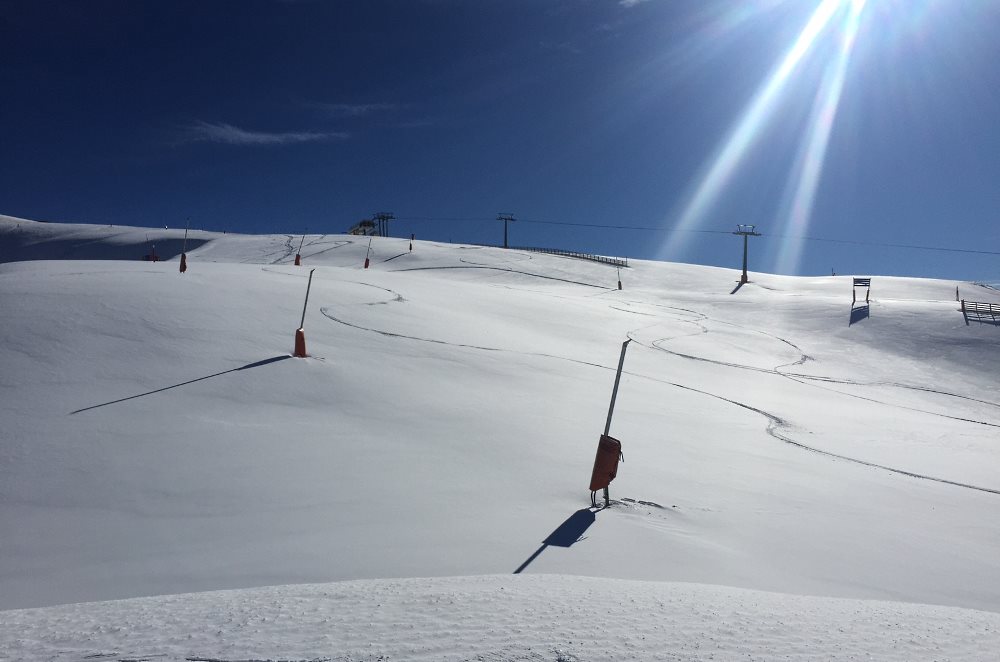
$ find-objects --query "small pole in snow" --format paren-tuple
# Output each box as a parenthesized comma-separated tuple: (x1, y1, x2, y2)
(956, 286, 960, 302)
(364, 237, 372, 269)
(295, 230, 306, 266)
(617, 267, 622, 290)
(294, 268, 316, 358)
(410, 233, 414, 252)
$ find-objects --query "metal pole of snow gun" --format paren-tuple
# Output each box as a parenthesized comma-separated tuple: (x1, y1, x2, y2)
(293, 269, 316, 358)
(591, 338, 630, 508)
(300, 268, 315, 330)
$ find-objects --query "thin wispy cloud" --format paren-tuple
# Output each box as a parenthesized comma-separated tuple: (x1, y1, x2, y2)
(540, 40, 583, 55)
(619, 0, 650, 7)
(392, 118, 435, 129)
(184, 121, 349, 146)
(314, 102, 397, 118)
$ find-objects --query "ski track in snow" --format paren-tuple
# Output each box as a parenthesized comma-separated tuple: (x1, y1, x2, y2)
(638, 303, 1000, 422)
(393, 264, 611, 290)
(620, 302, 1000, 495)
(301, 236, 352, 260)
(647, 338, 1000, 428)
(240, 234, 350, 266)
(318, 306, 608, 370)
(346, 258, 1000, 495)
(630, 318, 1000, 494)
(243, 234, 296, 265)
(458, 251, 534, 266)
(318, 279, 1000, 497)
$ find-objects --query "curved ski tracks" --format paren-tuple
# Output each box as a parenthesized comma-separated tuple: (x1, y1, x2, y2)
(318, 280, 1000, 497)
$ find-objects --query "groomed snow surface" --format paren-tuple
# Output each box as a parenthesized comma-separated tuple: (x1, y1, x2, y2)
(2, 215, 999, 660)
(5, 576, 1000, 662)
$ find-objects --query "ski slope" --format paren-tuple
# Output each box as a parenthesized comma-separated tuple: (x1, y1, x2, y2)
(2, 215, 999, 659)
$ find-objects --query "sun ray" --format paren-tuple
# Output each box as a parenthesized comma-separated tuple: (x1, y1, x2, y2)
(660, 0, 846, 260)
(775, 0, 867, 275)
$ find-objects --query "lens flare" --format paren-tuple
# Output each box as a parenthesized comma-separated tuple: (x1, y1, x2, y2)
(660, 0, 860, 261)
(775, 0, 866, 275)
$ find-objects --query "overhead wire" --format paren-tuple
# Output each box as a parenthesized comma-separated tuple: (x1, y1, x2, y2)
(395, 215, 732, 234)
(392, 215, 999, 256)
(763, 233, 1000, 257)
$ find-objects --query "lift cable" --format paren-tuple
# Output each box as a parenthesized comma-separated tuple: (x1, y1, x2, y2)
(391, 216, 999, 256)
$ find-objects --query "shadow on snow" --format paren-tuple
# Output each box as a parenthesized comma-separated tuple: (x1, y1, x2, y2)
(513, 507, 601, 574)
(849, 304, 870, 326)
(69, 355, 292, 415)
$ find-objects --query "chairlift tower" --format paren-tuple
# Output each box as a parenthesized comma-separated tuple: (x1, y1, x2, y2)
(373, 212, 395, 238)
(497, 213, 516, 248)
(733, 224, 761, 284)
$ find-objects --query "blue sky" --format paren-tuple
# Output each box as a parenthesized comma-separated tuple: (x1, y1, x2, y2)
(2, 0, 998, 280)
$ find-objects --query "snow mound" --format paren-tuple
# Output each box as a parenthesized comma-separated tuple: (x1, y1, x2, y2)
(3, 575, 999, 661)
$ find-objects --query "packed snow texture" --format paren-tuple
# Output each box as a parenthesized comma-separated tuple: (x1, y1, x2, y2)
(2, 215, 999, 658)
(3, 575, 1000, 662)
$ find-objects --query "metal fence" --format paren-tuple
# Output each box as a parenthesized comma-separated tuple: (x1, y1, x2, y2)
(507, 246, 629, 268)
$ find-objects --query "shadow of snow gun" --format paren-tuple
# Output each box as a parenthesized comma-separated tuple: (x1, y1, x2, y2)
(589, 339, 630, 509)
(513, 508, 597, 574)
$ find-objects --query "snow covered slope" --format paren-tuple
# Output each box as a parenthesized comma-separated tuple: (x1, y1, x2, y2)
(3, 575, 1000, 662)
(2, 216, 999, 657)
